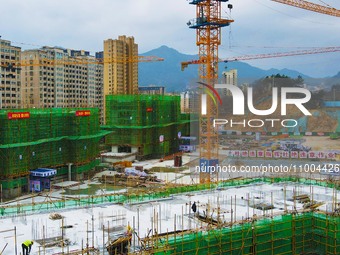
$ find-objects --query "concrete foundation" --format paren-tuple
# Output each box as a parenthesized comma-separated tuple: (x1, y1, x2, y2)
(101, 152, 136, 164)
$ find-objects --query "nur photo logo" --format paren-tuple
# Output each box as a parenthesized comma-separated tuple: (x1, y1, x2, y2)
(200, 83, 312, 129)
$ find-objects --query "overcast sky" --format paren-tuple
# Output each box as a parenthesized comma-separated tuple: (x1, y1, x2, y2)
(0, 0, 339, 77)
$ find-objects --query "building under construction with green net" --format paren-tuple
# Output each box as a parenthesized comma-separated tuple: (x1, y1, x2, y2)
(0, 176, 338, 254)
(0, 108, 108, 198)
(103, 95, 193, 159)
(147, 212, 339, 255)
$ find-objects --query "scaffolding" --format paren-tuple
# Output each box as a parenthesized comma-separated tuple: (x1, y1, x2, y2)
(0, 177, 338, 218)
(0, 108, 108, 191)
(0, 177, 338, 254)
(103, 95, 191, 159)
(0, 108, 100, 144)
(142, 212, 339, 255)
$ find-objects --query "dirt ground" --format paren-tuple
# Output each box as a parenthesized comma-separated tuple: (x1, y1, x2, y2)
(304, 136, 340, 151)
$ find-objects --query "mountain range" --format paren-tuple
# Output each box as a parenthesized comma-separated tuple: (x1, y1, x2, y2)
(139, 45, 339, 92)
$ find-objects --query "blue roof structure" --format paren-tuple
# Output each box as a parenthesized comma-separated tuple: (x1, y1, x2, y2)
(30, 168, 57, 177)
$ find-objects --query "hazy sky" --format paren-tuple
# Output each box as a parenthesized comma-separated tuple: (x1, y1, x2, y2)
(0, 0, 339, 77)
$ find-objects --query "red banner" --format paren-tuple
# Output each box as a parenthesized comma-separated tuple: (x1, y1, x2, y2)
(75, 110, 91, 117)
(8, 112, 30, 120)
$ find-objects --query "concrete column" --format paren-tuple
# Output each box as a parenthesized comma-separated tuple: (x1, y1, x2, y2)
(68, 163, 73, 181)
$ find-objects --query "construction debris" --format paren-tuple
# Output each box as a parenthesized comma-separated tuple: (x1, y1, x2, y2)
(49, 213, 63, 220)
(106, 234, 131, 255)
(99, 169, 161, 187)
(293, 194, 311, 203)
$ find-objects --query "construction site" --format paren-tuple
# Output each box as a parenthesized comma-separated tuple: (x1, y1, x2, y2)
(0, 0, 340, 254)
(0, 171, 339, 254)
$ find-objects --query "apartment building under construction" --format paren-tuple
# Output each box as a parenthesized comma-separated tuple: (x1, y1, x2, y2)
(0, 107, 108, 198)
(103, 94, 191, 159)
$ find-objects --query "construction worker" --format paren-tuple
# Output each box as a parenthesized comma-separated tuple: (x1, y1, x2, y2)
(191, 201, 197, 213)
(22, 240, 33, 255)
(126, 224, 133, 236)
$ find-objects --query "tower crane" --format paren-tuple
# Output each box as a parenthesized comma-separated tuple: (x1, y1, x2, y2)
(181, 46, 340, 70)
(187, 0, 234, 184)
(0, 55, 164, 68)
(187, 0, 340, 185)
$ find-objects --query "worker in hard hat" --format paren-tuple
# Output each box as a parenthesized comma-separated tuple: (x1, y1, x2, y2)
(22, 240, 34, 255)
(126, 224, 133, 236)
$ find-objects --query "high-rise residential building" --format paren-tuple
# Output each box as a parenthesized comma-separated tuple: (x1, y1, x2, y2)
(64, 49, 97, 108)
(0, 37, 21, 109)
(21, 47, 103, 116)
(21, 47, 65, 108)
(222, 69, 238, 95)
(103, 35, 138, 95)
(95, 52, 104, 123)
(181, 91, 200, 113)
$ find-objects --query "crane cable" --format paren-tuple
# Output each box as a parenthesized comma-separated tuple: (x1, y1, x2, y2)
(317, 0, 333, 8)
(253, 0, 333, 24)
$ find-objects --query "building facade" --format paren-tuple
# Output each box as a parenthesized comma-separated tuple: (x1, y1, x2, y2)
(103, 36, 138, 96)
(0, 37, 21, 109)
(180, 91, 200, 113)
(21, 47, 103, 111)
(95, 52, 104, 123)
(138, 86, 165, 95)
(222, 69, 238, 95)
(21, 47, 64, 108)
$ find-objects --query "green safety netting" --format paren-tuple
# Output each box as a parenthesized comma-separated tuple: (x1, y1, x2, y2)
(153, 213, 339, 255)
(105, 94, 182, 127)
(103, 95, 191, 157)
(56, 159, 101, 175)
(0, 108, 100, 144)
(0, 177, 338, 217)
(0, 108, 108, 180)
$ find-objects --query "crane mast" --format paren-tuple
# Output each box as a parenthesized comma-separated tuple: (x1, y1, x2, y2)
(188, 0, 233, 183)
